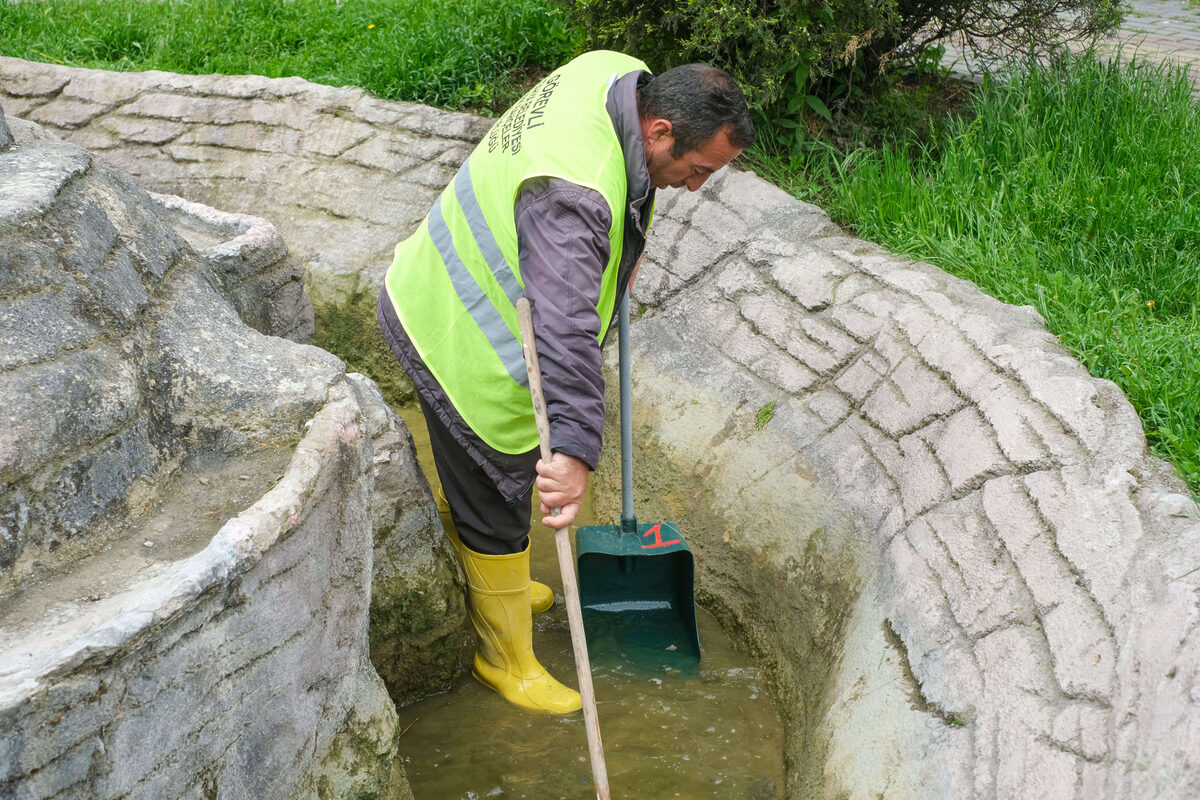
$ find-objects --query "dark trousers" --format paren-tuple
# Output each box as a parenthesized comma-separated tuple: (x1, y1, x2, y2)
(377, 288, 536, 555)
(417, 395, 534, 555)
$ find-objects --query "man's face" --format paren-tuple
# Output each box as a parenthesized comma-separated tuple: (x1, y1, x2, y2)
(643, 122, 742, 192)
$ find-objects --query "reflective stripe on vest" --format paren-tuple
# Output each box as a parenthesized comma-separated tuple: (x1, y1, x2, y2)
(424, 182, 528, 388)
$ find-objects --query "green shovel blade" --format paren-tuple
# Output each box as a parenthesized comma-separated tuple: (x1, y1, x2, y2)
(576, 521, 701, 671)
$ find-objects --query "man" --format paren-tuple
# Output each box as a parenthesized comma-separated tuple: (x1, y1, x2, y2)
(377, 50, 754, 714)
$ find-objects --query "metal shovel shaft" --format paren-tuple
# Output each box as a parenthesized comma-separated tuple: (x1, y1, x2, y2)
(618, 292, 635, 532)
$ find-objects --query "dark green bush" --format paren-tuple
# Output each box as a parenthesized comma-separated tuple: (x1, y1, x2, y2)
(565, 0, 1123, 151)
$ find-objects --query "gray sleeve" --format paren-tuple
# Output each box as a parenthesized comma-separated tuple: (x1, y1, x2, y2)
(516, 177, 612, 470)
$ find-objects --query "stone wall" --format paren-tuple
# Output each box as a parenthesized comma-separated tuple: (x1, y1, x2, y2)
(4, 59, 1199, 799)
(0, 57, 491, 307)
(603, 171, 1200, 798)
(0, 380, 398, 800)
(0, 103, 465, 799)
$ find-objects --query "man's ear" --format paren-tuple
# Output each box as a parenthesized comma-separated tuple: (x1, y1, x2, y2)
(643, 117, 674, 147)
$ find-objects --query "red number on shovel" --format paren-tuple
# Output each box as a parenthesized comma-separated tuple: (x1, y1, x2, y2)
(641, 523, 682, 550)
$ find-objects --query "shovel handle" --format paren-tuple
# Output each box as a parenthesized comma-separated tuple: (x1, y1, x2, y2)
(516, 297, 611, 800)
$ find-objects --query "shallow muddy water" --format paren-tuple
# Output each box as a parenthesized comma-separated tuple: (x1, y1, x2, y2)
(394, 408, 786, 799)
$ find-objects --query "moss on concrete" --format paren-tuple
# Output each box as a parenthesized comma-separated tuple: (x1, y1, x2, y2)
(312, 292, 415, 407)
(368, 549, 473, 708)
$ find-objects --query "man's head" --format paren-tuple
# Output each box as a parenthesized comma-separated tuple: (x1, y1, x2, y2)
(637, 64, 755, 192)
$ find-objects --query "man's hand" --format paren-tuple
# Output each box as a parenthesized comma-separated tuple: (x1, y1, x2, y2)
(535, 452, 589, 529)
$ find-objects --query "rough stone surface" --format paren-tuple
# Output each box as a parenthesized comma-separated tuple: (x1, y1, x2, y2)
(0, 111, 461, 799)
(0, 58, 493, 308)
(346, 373, 472, 707)
(149, 191, 315, 342)
(603, 167, 1200, 800)
(0, 382, 398, 800)
(6, 60, 1200, 799)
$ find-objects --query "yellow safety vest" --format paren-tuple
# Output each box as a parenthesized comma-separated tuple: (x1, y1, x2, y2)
(383, 51, 648, 453)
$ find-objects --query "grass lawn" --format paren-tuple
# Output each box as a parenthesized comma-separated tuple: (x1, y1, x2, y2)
(0, 0, 578, 112)
(3, 2, 1198, 494)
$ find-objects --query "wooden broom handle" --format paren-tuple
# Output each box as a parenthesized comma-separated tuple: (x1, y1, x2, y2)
(516, 297, 611, 800)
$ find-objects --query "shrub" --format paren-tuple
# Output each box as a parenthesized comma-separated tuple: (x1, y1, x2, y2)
(564, 0, 1123, 150)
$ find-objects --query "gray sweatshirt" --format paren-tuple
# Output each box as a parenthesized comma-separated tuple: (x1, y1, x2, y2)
(381, 70, 655, 502)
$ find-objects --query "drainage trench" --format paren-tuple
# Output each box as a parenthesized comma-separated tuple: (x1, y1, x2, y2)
(385, 404, 848, 799)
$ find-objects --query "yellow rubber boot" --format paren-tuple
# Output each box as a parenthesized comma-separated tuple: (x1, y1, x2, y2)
(459, 542, 582, 714)
(435, 486, 554, 613)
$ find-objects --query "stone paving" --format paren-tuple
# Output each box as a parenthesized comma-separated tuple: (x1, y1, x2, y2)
(942, 0, 1200, 89)
(1105, 0, 1200, 75)
(2, 16, 1200, 797)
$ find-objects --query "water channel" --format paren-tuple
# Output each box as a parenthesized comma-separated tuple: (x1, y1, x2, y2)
(392, 408, 787, 800)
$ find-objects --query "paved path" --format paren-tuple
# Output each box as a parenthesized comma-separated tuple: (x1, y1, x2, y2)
(942, 0, 1200, 89)
(1113, 0, 1200, 75)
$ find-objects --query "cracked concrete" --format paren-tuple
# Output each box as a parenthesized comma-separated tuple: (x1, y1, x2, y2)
(3, 55, 1200, 798)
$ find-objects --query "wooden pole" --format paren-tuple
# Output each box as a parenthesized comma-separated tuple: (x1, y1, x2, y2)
(516, 297, 611, 800)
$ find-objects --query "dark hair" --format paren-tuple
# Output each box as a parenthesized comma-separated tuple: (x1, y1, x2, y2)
(638, 64, 755, 156)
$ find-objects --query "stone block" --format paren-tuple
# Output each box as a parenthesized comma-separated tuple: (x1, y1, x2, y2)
(0, 58, 70, 96)
(60, 71, 144, 107)
(1025, 466, 1142, 611)
(708, 167, 797, 228)
(81, 248, 151, 327)
(899, 307, 991, 390)
(66, 127, 121, 151)
(303, 115, 376, 157)
(176, 121, 304, 154)
(0, 123, 93, 229)
(972, 378, 1057, 467)
(341, 135, 422, 174)
(1042, 601, 1116, 699)
(994, 723, 1080, 800)
(921, 407, 1009, 494)
(751, 349, 820, 393)
(894, 433, 952, 517)
(719, 318, 775, 368)
(829, 284, 891, 341)
(884, 532, 983, 712)
(767, 246, 853, 310)
(923, 500, 1036, 637)
(714, 256, 768, 301)
(671, 226, 725, 283)
(991, 343, 1145, 460)
(863, 356, 963, 438)
(0, 345, 140, 483)
(799, 315, 860, 369)
(96, 115, 191, 146)
(878, 264, 947, 296)
(805, 389, 852, 428)
(740, 294, 845, 376)
(1051, 702, 1111, 762)
(0, 96, 48, 120)
(0, 289, 100, 369)
(833, 351, 888, 404)
(0, 239, 59, 296)
(816, 419, 901, 528)
(980, 472, 1117, 678)
(27, 96, 108, 128)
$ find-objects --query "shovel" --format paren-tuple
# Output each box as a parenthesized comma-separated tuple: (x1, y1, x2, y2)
(576, 292, 701, 668)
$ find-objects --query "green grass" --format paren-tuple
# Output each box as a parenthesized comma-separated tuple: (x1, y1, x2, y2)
(0, 0, 579, 112)
(776, 52, 1200, 493)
